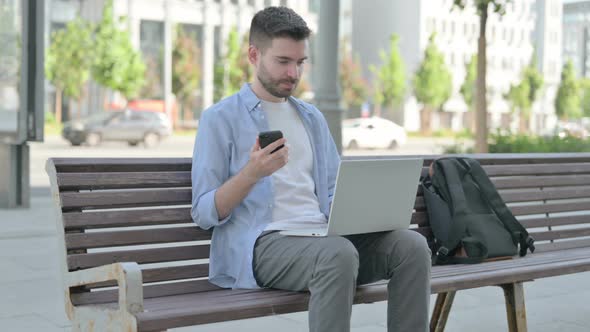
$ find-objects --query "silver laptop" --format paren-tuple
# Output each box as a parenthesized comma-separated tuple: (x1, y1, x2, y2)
(280, 158, 423, 237)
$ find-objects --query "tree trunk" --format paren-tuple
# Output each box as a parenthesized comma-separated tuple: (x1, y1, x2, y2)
(519, 111, 529, 134)
(55, 88, 63, 124)
(475, 3, 489, 152)
(374, 103, 382, 117)
(421, 106, 432, 135)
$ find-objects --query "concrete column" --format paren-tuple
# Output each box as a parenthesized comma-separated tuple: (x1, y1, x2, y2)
(0, 144, 29, 208)
(202, 2, 215, 108)
(163, 1, 173, 123)
(314, 0, 343, 154)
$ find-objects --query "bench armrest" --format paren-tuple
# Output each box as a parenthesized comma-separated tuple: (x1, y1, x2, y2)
(66, 262, 143, 314)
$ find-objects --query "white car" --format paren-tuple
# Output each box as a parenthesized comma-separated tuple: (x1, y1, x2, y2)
(342, 117, 407, 150)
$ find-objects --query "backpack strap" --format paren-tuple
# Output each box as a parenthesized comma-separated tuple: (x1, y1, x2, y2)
(437, 236, 488, 264)
(431, 158, 481, 260)
(461, 158, 536, 256)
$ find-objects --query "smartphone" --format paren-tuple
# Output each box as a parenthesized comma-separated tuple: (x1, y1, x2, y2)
(259, 130, 284, 153)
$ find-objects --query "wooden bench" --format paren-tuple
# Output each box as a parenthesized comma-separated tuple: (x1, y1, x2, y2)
(46, 153, 590, 332)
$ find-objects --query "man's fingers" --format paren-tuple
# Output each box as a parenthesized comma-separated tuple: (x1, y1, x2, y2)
(251, 137, 260, 153)
(262, 138, 286, 153)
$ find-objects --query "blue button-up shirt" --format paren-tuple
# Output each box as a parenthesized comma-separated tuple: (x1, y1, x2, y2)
(191, 83, 340, 289)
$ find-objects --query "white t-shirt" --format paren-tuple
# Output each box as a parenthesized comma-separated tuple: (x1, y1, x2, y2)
(260, 99, 328, 231)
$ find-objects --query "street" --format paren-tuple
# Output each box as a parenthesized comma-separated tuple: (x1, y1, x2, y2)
(29, 135, 460, 188)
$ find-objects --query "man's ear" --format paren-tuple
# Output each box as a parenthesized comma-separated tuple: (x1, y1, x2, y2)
(248, 45, 259, 65)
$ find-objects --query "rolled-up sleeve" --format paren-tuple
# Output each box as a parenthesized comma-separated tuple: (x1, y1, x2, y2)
(318, 110, 341, 204)
(191, 109, 232, 230)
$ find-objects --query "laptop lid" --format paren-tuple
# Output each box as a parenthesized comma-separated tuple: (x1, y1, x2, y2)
(326, 158, 423, 236)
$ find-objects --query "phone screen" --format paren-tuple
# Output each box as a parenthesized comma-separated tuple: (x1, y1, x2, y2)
(259, 130, 284, 153)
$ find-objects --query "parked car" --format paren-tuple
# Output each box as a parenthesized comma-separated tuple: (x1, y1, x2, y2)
(62, 109, 173, 147)
(342, 117, 407, 149)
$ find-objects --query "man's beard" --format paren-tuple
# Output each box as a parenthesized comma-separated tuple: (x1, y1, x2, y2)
(258, 64, 299, 99)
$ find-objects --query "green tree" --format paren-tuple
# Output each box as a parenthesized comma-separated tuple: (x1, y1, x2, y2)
(555, 60, 581, 120)
(580, 78, 590, 117)
(173, 25, 202, 123)
(92, 0, 145, 103)
(339, 41, 369, 116)
(413, 33, 453, 134)
(453, 0, 513, 152)
(504, 79, 531, 133)
(45, 18, 94, 123)
(214, 28, 252, 102)
(507, 51, 543, 133)
(524, 51, 544, 108)
(370, 34, 406, 121)
(460, 54, 477, 131)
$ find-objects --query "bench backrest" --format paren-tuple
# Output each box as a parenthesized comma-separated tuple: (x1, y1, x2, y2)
(46, 153, 590, 306)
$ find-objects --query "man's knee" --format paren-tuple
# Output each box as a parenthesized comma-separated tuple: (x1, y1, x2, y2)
(392, 230, 432, 264)
(317, 237, 359, 276)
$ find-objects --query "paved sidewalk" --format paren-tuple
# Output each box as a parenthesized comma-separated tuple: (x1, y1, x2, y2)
(1, 191, 589, 331)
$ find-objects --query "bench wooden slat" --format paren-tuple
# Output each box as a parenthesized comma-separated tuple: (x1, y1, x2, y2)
(51, 158, 192, 173)
(89, 264, 210, 288)
(67, 245, 210, 270)
(65, 226, 210, 250)
(57, 172, 191, 190)
(519, 214, 590, 228)
(430, 247, 590, 277)
(492, 174, 590, 189)
(410, 212, 428, 226)
(510, 201, 590, 216)
(60, 188, 191, 210)
(136, 290, 310, 331)
(71, 279, 220, 306)
(482, 163, 590, 176)
(131, 252, 590, 332)
(63, 208, 194, 230)
(534, 238, 590, 252)
(530, 227, 590, 241)
(501, 187, 590, 203)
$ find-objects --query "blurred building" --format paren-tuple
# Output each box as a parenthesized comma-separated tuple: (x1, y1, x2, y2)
(349, 0, 561, 134)
(46, 0, 317, 124)
(563, 0, 590, 77)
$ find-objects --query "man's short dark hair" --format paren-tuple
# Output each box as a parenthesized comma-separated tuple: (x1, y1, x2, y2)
(249, 6, 311, 51)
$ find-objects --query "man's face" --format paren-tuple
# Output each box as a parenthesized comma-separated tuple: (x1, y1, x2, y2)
(252, 37, 308, 99)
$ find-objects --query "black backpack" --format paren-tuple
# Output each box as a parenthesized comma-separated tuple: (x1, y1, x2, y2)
(421, 157, 535, 264)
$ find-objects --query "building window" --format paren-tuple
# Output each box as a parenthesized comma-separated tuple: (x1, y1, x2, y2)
(427, 18, 434, 34)
(140, 20, 165, 99)
(265, 0, 272, 8)
(280, 0, 287, 7)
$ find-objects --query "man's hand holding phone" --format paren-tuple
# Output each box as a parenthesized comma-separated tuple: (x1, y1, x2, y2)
(242, 130, 288, 182)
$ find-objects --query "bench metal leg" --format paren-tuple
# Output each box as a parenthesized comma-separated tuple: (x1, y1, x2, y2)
(430, 291, 456, 332)
(501, 282, 527, 332)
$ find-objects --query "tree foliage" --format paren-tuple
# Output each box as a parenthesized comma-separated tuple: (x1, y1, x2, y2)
(370, 34, 406, 117)
(339, 40, 369, 110)
(555, 60, 581, 120)
(523, 51, 544, 108)
(460, 54, 477, 112)
(45, 18, 94, 122)
(214, 28, 252, 101)
(172, 25, 202, 120)
(413, 33, 453, 133)
(92, 0, 145, 101)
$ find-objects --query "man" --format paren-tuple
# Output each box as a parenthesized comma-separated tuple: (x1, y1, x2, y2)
(191, 6, 431, 332)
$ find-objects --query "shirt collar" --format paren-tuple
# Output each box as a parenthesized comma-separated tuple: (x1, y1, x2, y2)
(238, 83, 311, 114)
